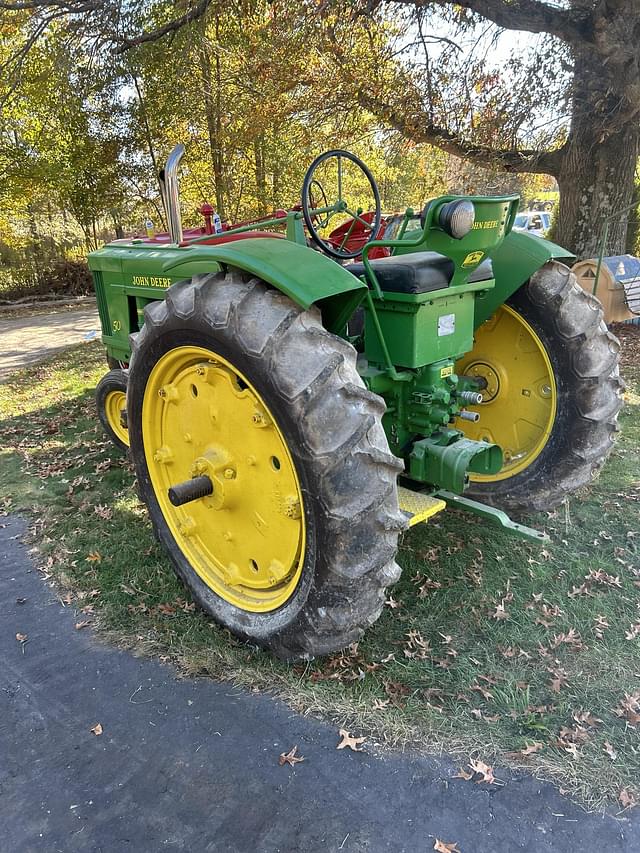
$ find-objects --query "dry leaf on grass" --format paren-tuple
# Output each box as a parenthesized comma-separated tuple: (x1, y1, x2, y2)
(492, 601, 508, 621)
(434, 839, 460, 852)
(603, 741, 617, 761)
(619, 789, 637, 809)
(85, 550, 102, 563)
(279, 746, 304, 767)
(75, 620, 91, 630)
(90, 723, 103, 736)
(520, 742, 544, 756)
(337, 729, 366, 751)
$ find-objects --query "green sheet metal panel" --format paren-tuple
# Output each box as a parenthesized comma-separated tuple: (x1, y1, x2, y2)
(474, 231, 574, 327)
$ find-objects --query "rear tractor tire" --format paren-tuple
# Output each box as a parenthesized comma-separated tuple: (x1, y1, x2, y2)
(96, 368, 130, 452)
(127, 271, 405, 659)
(456, 260, 623, 511)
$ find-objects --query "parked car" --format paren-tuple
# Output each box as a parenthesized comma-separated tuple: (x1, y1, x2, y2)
(513, 210, 552, 238)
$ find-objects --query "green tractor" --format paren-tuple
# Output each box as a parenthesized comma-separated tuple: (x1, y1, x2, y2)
(89, 146, 622, 658)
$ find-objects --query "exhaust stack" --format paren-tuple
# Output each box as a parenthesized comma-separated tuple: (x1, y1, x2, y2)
(160, 144, 185, 244)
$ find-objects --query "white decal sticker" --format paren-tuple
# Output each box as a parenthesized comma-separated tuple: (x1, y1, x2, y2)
(438, 313, 455, 336)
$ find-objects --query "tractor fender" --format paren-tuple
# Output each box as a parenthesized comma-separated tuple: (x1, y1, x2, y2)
(475, 231, 575, 328)
(161, 237, 366, 332)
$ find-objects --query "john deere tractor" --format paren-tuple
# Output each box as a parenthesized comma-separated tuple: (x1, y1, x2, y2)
(89, 147, 622, 658)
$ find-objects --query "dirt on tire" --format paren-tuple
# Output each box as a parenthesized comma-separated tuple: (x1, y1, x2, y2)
(127, 270, 407, 659)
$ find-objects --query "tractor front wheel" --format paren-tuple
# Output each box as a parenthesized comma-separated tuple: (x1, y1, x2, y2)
(127, 271, 405, 658)
(96, 368, 130, 452)
(456, 260, 623, 511)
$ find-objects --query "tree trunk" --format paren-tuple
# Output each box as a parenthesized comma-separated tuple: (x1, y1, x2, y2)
(554, 51, 640, 259)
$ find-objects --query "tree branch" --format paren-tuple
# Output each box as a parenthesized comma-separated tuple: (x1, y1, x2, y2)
(357, 89, 564, 173)
(115, 0, 214, 53)
(381, 0, 589, 45)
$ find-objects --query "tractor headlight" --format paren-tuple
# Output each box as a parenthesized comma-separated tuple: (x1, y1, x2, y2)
(438, 200, 475, 239)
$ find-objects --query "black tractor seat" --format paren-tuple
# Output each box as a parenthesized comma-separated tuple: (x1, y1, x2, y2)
(345, 251, 493, 295)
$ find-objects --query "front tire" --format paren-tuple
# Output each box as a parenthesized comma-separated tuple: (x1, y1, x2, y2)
(96, 369, 129, 452)
(457, 261, 623, 511)
(127, 271, 405, 658)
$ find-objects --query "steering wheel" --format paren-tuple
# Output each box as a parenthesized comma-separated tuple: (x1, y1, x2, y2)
(301, 149, 382, 260)
(308, 179, 330, 229)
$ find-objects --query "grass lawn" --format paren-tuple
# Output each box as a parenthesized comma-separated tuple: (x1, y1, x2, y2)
(1, 329, 639, 810)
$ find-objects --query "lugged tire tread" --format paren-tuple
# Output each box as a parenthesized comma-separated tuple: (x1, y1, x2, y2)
(129, 269, 404, 659)
(468, 261, 623, 511)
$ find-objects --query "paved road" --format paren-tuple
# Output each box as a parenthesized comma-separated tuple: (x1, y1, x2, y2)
(1, 515, 638, 853)
(0, 306, 100, 381)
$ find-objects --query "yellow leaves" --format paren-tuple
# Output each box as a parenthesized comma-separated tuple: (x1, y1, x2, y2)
(279, 745, 304, 767)
(337, 729, 366, 751)
(85, 550, 102, 563)
(90, 723, 103, 736)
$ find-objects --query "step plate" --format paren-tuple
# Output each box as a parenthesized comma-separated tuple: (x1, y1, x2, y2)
(397, 486, 447, 528)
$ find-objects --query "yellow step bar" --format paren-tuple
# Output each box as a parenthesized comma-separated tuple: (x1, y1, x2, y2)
(397, 486, 447, 528)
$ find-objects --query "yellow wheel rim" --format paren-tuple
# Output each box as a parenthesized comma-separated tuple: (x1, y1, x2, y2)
(142, 345, 306, 613)
(456, 305, 557, 482)
(104, 390, 130, 447)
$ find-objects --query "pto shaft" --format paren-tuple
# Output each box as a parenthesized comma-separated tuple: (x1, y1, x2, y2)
(168, 475, 214, 507)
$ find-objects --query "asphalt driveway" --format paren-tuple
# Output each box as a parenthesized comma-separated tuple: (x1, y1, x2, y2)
(1, 514, 638, 853)
(0, 306, 100, 381)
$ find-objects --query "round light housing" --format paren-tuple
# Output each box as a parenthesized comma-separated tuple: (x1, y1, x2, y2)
(438, 200, 475, 239)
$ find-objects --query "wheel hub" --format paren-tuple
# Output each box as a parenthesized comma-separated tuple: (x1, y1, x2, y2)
(464, 362, 500, 402)
(142, 346, 306, 611)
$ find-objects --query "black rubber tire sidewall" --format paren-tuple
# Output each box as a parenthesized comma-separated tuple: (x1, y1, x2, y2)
(96, 369, 129, 453)
(127, 325, 318, 642)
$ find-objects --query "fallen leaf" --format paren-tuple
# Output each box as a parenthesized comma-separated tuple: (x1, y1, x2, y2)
(603, 741, 617, 761)
(75, 621, 91, 630)
(15, 632, 27, 643)
(278, 745, 304, 767)
(90, 723, 103, 736)
(85, 550, 102, 563)
(453, 767, 473, 780)
(468, 758, 496, 784)
(337, 729, 366, 751)
(492, 600, 508, 620)
(521, 742, 544, 756)
(563, 742, 581, 759)
(619, 789, 637, 809)
(434, 840, 459, 853)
